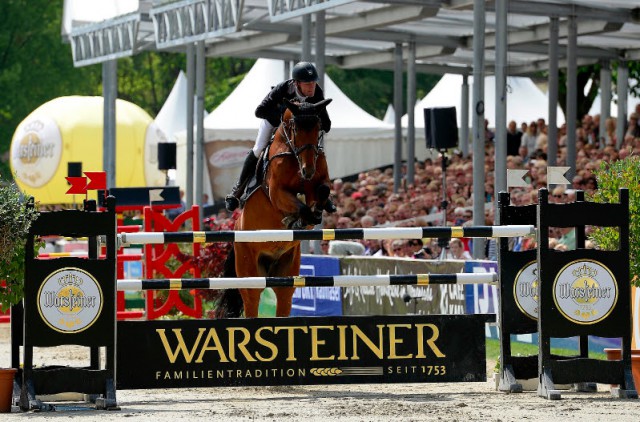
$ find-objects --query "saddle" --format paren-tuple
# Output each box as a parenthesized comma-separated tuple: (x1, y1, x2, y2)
(240, 144, 271, 205)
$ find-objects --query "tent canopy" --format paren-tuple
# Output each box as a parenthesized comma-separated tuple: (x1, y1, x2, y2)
(203, 59, 394, 141)
(402, 74, 566, 134)
(198, 59, 429, 184)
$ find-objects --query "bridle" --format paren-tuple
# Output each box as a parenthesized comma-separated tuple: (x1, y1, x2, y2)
(272, 114, 324, 179)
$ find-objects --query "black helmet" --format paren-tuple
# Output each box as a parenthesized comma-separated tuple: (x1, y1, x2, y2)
(292, 61, 319, 82)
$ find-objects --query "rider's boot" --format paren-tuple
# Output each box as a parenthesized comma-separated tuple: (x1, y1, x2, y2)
(225, 152, 259, 212)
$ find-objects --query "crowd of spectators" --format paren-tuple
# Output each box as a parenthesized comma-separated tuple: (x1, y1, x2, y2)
(319, 103, 640, 259)
(208, 104, 640, 261)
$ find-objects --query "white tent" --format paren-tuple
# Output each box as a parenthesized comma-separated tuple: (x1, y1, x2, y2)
(588, 85, 640, 118)
(154, 71, 213, 200)
(382, 104, 395, 124)
(183, 59, 424, 201)
(402, 74, 566, 137)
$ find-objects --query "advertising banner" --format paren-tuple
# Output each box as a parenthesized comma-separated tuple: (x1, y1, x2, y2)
(117, 314, 492, 389)
(339, 257, 466, 315)
(291, 256, 342, 317)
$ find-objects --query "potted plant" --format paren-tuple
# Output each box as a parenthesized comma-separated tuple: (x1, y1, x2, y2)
(589, 153, 640, 389)
(0, 178, 39, 413)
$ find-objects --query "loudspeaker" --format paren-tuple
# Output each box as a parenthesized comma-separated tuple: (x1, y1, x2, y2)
(68, 162, 82, 177)
(158, 143, 177, 170)
(424, 107, 458, 150)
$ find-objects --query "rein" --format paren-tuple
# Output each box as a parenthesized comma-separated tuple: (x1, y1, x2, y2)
(271, 116, 324, 176)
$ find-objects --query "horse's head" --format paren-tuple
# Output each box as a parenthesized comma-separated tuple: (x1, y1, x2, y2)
(280, 98, 332, 180)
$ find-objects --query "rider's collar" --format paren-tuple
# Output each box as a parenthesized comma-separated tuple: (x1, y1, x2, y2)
(293, 83, 308, 103)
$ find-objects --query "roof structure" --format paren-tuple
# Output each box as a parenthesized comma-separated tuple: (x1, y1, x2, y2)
(63, 0, 640, 74)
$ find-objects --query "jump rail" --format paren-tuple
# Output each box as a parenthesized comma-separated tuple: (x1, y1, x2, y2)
(118, 225, 534, 245)
(117, 273, 497, 291)
(37, 252, 143, 261)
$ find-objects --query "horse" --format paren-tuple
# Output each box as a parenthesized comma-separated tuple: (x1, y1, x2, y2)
(220, 98, 333, 318)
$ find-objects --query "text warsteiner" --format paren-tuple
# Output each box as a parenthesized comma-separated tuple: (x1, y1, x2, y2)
(117, 315, 492, 389)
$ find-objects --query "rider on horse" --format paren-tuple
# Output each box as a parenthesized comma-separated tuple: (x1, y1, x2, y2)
(225, 61, 336, 213)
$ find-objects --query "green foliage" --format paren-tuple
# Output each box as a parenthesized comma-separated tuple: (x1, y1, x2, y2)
(326, 66, 440, 119)
(589, 154, 640, 287)
(556, 65, 600, 123)
(0, 0, 102, 177)
(486, 338, 606, 368)
(0, 179, 40, 311)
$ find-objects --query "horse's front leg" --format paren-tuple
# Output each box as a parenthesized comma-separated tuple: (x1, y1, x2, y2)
(270, 184, 318, 229)
(311, 183, 334, 218)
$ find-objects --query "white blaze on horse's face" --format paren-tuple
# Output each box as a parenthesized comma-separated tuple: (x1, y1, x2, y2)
(282, 102, 319, 181)
(295, 116, 320, 181)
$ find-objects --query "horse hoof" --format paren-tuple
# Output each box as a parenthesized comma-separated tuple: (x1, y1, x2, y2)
(311, 210, 323, 224)
(316, 184, 330, 201)
(291, 219, 305, 230)
(225, 195, 240, 212)
(282, 216, 297, 229)
(323, 200, 337, 214)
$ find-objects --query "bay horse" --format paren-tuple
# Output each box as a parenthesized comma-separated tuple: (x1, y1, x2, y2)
(221, 98, 333, 318)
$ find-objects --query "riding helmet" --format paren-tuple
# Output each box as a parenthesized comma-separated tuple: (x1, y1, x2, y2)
(292, 62, 319, 83)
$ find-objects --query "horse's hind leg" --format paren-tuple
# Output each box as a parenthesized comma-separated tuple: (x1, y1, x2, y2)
(239, 289, 262, 318)
(274, 287, 296, 317)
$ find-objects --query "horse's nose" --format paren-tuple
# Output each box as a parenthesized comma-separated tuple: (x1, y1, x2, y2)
(301, 166, 315, 180)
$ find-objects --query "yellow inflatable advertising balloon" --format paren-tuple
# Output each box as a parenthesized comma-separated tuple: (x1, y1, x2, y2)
(10, 96, 166, 204)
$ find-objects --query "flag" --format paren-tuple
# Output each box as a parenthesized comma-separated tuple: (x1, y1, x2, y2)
(85, 171, 107, 190)
(66, 177, 88, 194)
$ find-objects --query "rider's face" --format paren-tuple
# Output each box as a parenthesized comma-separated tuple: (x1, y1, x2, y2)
(296, 81, 316, 97)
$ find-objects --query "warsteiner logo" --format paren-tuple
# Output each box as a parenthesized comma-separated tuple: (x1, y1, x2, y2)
(10, 115, 62, 188)
(514, 261, 538, 320)
(553, 260, 618, 325)
(37, 268, 103, 333)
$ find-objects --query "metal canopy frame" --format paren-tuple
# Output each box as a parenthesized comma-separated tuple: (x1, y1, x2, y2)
(66, 1, 640, 74)
(62, 0, 639, 259)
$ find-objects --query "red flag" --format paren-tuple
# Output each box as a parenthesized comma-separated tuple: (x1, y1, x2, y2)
(66, 177, 88, 194)
(85, 171, 107, 190)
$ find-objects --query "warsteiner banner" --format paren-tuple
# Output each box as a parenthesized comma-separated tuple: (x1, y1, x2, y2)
(117, 315, 492, 389)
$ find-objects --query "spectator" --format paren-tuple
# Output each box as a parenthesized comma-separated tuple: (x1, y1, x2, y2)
(391, 240, 408, 257)
(520, 121, 538, 159)
(506, 120, 522, 156)
(556, 227, 576, 250)
(624, 113, 638, 143)
(319, 240, 330, 255)
(444, 238, 472, 260)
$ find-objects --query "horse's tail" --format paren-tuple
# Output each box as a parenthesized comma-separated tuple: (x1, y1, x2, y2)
(216, 247, 244, 318)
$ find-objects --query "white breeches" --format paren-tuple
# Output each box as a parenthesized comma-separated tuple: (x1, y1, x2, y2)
(252, 119, 275, 157)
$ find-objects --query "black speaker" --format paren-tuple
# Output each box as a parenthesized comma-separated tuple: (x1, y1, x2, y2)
(158, 143, 177, 170)
(424, 107, 458, 150)
(68, 162, 82, 177)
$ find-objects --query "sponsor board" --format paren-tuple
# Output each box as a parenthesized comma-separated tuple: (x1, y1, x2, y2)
(553, 260, 618, 325)
(117, 314, 492, 389)
(37, 267, 103, 334)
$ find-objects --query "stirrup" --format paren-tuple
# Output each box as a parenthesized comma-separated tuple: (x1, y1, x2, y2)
(225, 194, 240, 212)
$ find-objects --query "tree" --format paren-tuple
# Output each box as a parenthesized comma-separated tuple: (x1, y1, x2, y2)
(0, 0, 102, 177)
(326, 66, 440, 119)
(555, 61, 640, 125)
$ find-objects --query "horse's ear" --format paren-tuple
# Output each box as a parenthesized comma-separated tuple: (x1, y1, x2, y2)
(284, 98, 300, 114)
(316, 98, 332, 110)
